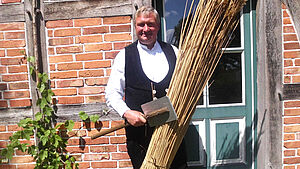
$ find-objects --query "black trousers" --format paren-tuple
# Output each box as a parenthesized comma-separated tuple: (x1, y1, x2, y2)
(127, 139, 187, 169)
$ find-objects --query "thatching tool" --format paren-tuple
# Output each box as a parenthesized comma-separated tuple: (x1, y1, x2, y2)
(91, 96, 177, 139)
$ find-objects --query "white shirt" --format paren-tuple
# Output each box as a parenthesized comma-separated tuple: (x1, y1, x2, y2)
(105, 41, 178, 117)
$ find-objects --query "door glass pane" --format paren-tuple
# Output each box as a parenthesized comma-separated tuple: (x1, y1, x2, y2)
(208, 53, 242, 105)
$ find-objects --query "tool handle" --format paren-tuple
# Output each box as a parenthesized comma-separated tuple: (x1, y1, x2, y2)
(91, 121, 129, 139)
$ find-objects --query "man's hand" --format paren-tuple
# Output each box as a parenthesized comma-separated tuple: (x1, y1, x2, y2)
(123, 110, 147, 127)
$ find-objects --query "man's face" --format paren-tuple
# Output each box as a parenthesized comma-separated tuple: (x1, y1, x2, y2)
(135, 13, 160, 48)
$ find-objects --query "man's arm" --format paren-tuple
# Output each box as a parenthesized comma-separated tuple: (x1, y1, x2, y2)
(105, 50, 146, 126)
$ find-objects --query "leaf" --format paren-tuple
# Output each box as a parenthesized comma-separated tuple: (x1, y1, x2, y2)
(39, 150, 48, 161)
(23, 129, 33, 140)
(40, 98, 47, 109)
(90, 114, 100, 123)
(40, 136, 48, 146)
(18, 118, 32, 128)
(39, 82, 46, 93)
(65, 120, 74, 132)
(79, 111, 88, 121)
(35, 112, 42, 121)
(29, 66, 35, 75)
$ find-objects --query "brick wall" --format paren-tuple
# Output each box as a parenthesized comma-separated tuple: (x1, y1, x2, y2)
(282, 4, 300, 169)
(0, 14, 134, 169)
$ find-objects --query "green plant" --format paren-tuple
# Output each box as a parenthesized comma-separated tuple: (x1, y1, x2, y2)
(0, 56, 78, 169)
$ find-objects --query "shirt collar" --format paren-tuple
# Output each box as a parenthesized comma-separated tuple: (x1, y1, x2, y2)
(137, 41, 159, 52)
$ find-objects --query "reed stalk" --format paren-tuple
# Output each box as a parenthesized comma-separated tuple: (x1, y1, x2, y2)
(141, 0, 247, 168)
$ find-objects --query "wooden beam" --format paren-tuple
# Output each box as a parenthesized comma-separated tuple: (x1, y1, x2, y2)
(0, 4, 25, 23)
(44, 0, 133, 21)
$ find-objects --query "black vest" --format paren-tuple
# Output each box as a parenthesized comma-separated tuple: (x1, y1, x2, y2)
(124, 40, 176, 141)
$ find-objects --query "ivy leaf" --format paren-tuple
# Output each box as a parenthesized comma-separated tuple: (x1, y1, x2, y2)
(18, 118, 32, 128)
(29, 66, 35, 75)
(35, 112, 42, 121)
(79, 111, 88, 121)
(27, 56, 35, 63)
(39, 149, 48, 161)
(40, 136, 48, 146)
(65, 120, 74, 132)
(90, 114, 100, 123)
(40, 98, 47, 109)
(39, 82, 46, 93)
(23, 129, 33, 140)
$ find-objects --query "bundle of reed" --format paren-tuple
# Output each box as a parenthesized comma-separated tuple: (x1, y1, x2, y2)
(141, 0, 247, 168)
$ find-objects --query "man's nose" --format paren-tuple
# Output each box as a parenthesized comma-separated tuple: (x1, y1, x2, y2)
(143, 24, 150, 31)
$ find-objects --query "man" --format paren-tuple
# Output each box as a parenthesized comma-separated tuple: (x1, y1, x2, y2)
(105, 6, 187, 169)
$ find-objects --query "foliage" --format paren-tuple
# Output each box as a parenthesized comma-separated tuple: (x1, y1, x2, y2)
(0, 56, 78, 169)
(79, 111, 99, 123)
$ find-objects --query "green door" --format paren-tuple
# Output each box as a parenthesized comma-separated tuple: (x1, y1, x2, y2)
(155, 0, 257, 168)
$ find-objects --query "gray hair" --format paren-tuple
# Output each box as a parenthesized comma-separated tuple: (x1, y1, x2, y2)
(134, 6, 160, 25)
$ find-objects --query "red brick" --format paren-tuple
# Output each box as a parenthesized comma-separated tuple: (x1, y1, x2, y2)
(285, 101, 300, 108)
(50, 64, 56, 71)
(284, 34, 298, 42)
(0, 132, 13, 139)
(0, 66, 7, 73)
(46, 20, 73, 28)
(118, 144, 128, 152)
(84, 60, 111, 69)
(91, 161, 117, 168)
(75, 53, 103, 61)
(285, 125, 300, 133)
(57, 62, 83, 71)
(78, 162, 90, 169)
(49, 37, 73, 46)
(10, 156, 34, 163)
(10, 99, 31, 107)
(48, 48, 55, 55)
(65, 146, 88, 153)
(284, 60, 293, 67)
(295, 59, 300, 66)
(90, 145, 117, 153)
(85, 77, 108, 86)
(285, 141, 300, 148)
(284, 51, 300, 59)
(0, 100, 8, 108)
(111, 25, 131, 33)
(5, 32, 25, 39)
(54, 28, 81, 37)
(284, 157, 300, 164)
(85, 43, 112, 52)
(283, 18, 292, 25)
(0, 49, 5, 57)
(285, 117, 300, 124)
(111, 153, 130, 160)
(74, 18, 102, 27)
(50, 71, 77, 79)
(2, 74, 28, 82)
(4, 91, 30, 99)
(285, 133, 295, 141)
(49, 55, 73, 63)
(79, 69, 104, 77)
(0, 141, 8, 148)
(52, 88, 77, 96)
(114, 42, 131, 50)
(284, 26, 296, 33)
(7, 49, 25, 56)
(0, 32, 3, 39)
(85, 95, 105, 103)
(0, 165, 16, 169)
(0, 22, 24, 31)
(56, 79, 84, 88)
(0, 125, 6, 131)
(2, 0, 21, 3)
(57, 96, 84, 104)
(293, 76, 300, 83)
(285, 109, 300, 116)
(285, 68, 300, 75)
(284, 43, 300, 50)
(83, 26, 109, 35)
(284, 166, 295, 169)
(104, 33, 132, 42)
(105, 51, 118, 59)
(106, 69, 111, 76)
(0, 57, 25, 65)
(119, 160, 132, 168)
(0, 40, 25, 48)
(78, 86, 105, 95)
(9, 82, 29, 90)
(56, 45, 83, 54)
(83, 121, 109, 129)
(8, 65, 27, 73)
(14, 164, 35, 169)
(116, 128, 126, 135)
(7, 125, 22, 131)
(110, 136, 126, 144)
(48, 30, 53, 37)
(75, 35, 103, 44)
(0, 83, 7, 90)
(84, 137, 109, 145)
(103, 16, 131, 24)
(84, 154, 110, 161)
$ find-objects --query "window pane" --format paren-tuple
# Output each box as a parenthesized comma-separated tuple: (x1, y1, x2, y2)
(228, 14, 241, 48)
(208, 53, 242, 104)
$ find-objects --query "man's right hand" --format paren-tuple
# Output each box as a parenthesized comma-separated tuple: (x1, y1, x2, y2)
(123, 110, 147, 127)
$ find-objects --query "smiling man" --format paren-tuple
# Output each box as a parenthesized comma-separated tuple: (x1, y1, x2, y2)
(105, 6, 187, 169)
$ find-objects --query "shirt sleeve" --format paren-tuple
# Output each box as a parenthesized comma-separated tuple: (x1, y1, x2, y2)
(105, 49, 130, 117)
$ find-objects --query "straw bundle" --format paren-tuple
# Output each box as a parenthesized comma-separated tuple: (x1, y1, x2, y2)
(141, 0, 247, 168)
